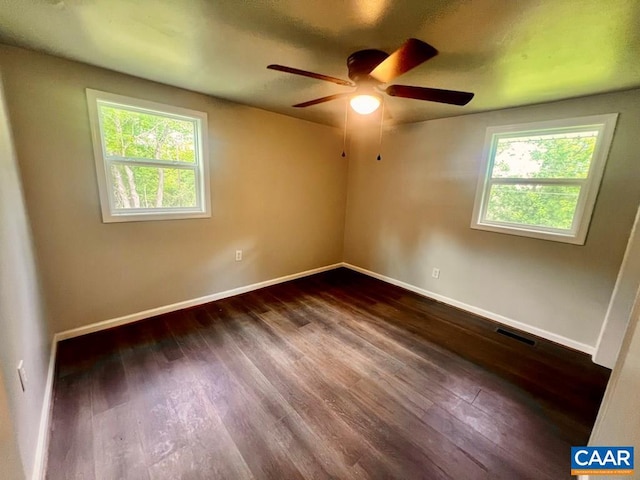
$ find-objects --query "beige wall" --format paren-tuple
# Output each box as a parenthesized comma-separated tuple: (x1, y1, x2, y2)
(0, 45, 348, 334)
(344, 89, 640, 349)
(0, 72, 51, 480)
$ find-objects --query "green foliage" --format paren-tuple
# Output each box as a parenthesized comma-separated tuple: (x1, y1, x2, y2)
(493, 134, 596, 179)
(110, 166, 196, 209)
(486, 184, 579, 229)
(486, 133, 597, 230)
(100, 105, 198, 209)
(101, 106, 195, 162)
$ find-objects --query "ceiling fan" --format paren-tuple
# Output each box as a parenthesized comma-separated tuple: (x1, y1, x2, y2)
(267, 38, 474, 115)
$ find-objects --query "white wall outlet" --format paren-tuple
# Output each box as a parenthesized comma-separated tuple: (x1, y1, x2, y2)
(432, 268, 440, 279)
(17, 360, 27, 392)
(235, 250, 243, 261)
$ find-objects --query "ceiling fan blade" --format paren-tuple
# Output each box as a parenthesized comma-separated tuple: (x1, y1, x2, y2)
(386, 85, 474, 106)
(293, 93, 352, 108)
(267, 64, 354, 87)
(369, 38, 438, 83)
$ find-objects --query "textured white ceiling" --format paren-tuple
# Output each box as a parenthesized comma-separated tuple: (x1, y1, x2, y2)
(0, 0, 639, 126)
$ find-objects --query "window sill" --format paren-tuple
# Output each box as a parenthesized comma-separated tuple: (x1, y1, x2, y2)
(101, 210, 211, 223)
(470, 221, 586, 245)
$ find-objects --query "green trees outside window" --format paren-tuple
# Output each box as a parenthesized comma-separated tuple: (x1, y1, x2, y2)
(100, 106, 198, 210)
(485, 133, 597, 230)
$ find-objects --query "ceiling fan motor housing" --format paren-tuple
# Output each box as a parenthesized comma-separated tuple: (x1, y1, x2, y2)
(347, 49, 389, 82)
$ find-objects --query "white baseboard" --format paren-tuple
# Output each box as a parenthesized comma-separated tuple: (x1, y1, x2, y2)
(55, 263, 342, 341)
(55, 259, 595, 351)
(342, 262, 595, 355)
(31, 336, 57, 480)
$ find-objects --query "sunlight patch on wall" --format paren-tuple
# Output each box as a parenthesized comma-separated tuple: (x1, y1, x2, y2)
(499, 0, 631, 100)
(75, 1, 192, 71)
(352, 0, 391, 25)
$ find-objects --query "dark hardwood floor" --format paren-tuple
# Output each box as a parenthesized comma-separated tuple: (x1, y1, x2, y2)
(47, 268, 610, 479)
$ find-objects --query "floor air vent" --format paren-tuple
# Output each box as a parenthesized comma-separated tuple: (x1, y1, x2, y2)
(496, 327, 536, 346)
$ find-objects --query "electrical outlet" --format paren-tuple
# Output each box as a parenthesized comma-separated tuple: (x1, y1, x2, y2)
(432, 268, 440, 279)
(235, 250, 243, 261)
(17, 361, 27, 392)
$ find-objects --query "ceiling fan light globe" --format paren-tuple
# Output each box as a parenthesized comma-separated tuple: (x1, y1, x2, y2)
(350, 94, 380, 115)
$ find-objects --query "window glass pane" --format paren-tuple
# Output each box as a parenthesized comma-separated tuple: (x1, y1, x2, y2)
(100, 105, 196, 163)
(485, 184, 581, 230)
(110, 165, 196, 210)
(491, 131, 598, 179)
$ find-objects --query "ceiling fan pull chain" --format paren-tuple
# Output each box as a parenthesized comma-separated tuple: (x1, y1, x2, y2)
(377, 101, 384, 161)
(342, 100, 349, 158)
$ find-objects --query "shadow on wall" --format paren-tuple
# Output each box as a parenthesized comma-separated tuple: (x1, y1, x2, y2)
(0, 74, 52, 480)
(350, 118, 480, 284)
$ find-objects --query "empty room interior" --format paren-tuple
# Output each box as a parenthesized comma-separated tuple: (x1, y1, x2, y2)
(1, 1, 640, 479)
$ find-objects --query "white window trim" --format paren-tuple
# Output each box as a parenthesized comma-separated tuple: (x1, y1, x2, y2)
(86, 89, 211, 223)
(471, 114, 618, 245)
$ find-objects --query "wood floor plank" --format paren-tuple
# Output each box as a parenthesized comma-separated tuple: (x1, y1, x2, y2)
(90, 332, 129, 416)
(203, 306, 295, 423)
(46, 372, 95, 480)
(93, 404, 148, 480)
(161, 310, 256, 480)
(325, 270, 608, 426)
(270, 413, 351, 480)
(313, 287, 493, 401)
(220, 307, 369, 468)
(472, 388, 567, 443)
(422, 405, 548, 480)
(215, 387, 306, 480)
(290, 356, 452, 480)
(315, 273, 607, 439)
(445, 397, 571, 479)
(192, 306, 317, 479)
(348, 376, 489, 479)
(48, 267, 609, 479)
(115, 321, 188, 467)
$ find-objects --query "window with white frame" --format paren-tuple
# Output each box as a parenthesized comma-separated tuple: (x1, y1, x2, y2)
(86, 89, 210, 223)
(471, 114, 618, 244)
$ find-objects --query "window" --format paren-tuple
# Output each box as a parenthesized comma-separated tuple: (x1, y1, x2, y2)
(86, 89, 210, 223)
(471, 114, 618, 244)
